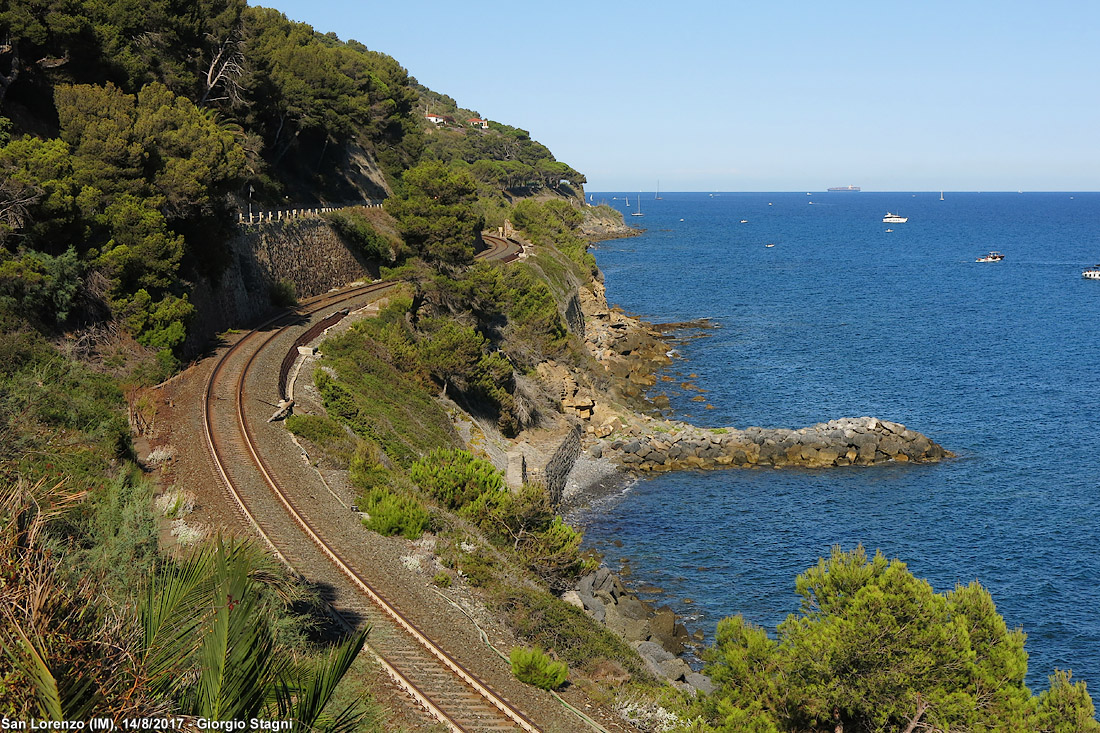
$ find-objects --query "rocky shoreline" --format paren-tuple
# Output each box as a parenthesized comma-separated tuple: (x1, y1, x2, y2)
(546, 256, 952, 474)
(539, 214, 953, 693)
(564, 566, 715, 695)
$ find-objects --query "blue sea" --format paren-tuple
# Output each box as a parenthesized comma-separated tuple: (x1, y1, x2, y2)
(575, 191, 1100, 690)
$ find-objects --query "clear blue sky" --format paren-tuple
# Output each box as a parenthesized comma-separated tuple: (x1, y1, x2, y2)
(260, 0, 1099, 192)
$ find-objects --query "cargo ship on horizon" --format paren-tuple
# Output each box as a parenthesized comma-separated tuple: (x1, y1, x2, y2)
(827, 185, 861, 192)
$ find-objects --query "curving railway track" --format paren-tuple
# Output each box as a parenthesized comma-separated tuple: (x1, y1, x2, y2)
(200, 235, 554, 732)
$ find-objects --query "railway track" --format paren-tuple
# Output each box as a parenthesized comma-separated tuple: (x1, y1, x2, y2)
(200, 237, 552, 732)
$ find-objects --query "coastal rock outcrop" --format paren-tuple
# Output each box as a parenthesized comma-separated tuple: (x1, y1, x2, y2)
(571, 568, 710, 692)
(594, 416, 949, 471)
(579, 206, 643, 241)
(560, 274, 951, 472)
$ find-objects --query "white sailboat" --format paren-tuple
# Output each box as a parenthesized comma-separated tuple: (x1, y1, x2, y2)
(940, 191, 944, 201)
(631, 193, 644, 216)
(655, 180, 662, 200)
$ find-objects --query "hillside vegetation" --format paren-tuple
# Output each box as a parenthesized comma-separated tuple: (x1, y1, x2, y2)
(3, 1, 1099, 730)
(1, 0, 584, 371)
(1, 0, 597, 721)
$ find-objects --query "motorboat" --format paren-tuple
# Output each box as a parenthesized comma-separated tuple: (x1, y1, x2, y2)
(976, 251, 1005, 262)
(1083, 265, 1100, 279)
(883, 212, 908, 223)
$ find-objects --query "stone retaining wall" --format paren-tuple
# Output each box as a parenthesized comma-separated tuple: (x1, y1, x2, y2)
(542, 426, 582, 507)
(181, 218, 371, 357)
(249, 218, 374, 299)
(601, 416, 949, 471)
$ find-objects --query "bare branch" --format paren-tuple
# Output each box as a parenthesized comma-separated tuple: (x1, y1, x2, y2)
(35, 52, 68, 70)
(199, 32, 245, 107)
(900, 693, 932, 733)
(0, 175, 43, 243)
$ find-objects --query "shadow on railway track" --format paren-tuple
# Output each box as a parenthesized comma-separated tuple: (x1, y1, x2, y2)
(302, 577, 372, 639)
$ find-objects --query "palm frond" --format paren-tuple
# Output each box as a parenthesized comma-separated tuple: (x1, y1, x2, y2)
(283, 628, 369, 733)
(195, 539, 287, 719)
(0, 613, 64, 719)
(140, 539, 218, 698)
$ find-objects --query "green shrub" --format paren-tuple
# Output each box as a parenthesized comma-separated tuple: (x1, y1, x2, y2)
(687, 546, 1100, 732)
(326, 209, 394, 262)
(122, 290, 194, 355)
(510, 646, 568, 691)
(511, 199, 596, 276)
(360, 487, 429, 540)
(455, 544, 498, 588)
(409, 448, 503, 511)
(501, 265, 569, 362)
(494, 585, 648, 677)
(286, 414, 356, 466)
(519, 516, 594, 587)
(0, 331, 133, 489)
(461, 483, 594, 589)
(348, 440, 391, 489)
(432, 572, 452, 588)
(0, 247, 83, 324)
(286, 413, 348, 445)
(315, 331, 459, 466)
(270, 280, 297, 307)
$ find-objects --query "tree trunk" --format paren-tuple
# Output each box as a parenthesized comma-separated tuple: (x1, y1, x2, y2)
(900, 694, 930, 733)
(0, 43, 20, 111)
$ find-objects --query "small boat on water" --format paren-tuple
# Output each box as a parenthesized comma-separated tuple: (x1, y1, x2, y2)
(883, 212, 908, 223)
(740, 219, 748, 223)
(976, 251, 1005, 262)
(885, 228, 893, 233)
(631, 193, 644, 217)
(1083, 265, 1100, 280)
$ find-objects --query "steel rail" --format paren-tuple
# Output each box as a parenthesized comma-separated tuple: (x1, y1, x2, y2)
(201, 241, 539, 733)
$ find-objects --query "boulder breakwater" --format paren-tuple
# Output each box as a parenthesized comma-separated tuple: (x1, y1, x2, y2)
(589, 416, 950, 471)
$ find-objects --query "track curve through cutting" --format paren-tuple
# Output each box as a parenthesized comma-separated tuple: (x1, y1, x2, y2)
(201, 236, 546, 732)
